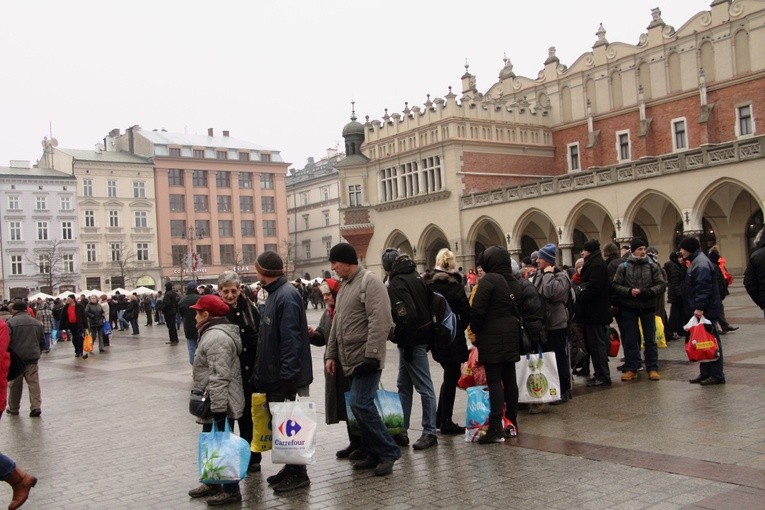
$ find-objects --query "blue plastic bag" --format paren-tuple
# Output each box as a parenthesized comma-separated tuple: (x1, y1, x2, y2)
(102, 322, 113, 336)
(464, 385, 491, 442)
(51, 330, 58, 345)
(198, 420, 251, 484)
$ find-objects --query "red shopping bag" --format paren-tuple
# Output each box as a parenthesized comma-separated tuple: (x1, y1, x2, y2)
(458, 347, 486, 389)
(685, 323, 720, 362)
(608, 327, 621, 357)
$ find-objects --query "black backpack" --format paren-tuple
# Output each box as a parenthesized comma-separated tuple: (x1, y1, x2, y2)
(427, 291, 457, 362)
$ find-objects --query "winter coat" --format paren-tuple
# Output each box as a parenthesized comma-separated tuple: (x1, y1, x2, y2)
(533, 268, 570, 331)
(664, 260, 686, 304)
(179, 291, 201, 340)
(192, 319, 244, 420)
(326, 268, 393, 376)
(311, 307, 350, 424)
(744, 236, 765, 309)
(469, 246, 521, 364)
(226, 294, 260, 388)
(423, 269, 470, 364)
(60, 303, 86, 333)
(684, 250, 723, 320)
(387, 256, 432, 350)
(611, 256, 667, 312)
(517, 278, 546, 343)
(578, 250, 612, 324)
(0, 321, 10, 411)
(161, 289, 179, 316)
(255, 276, 313, 391)
(36, 308, 53, 334)
(7, 311, 44, 363)
(85, 303, 105, 329)
(124, 300, 139, 321)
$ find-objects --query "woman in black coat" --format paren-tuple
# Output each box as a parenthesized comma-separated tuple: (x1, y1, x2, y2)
(664, 252, 688, 338)
(469, 246, 522, 443)
(423, 249, 470, 434)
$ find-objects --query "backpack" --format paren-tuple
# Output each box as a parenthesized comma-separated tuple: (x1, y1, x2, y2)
(428, 291, 457, 361)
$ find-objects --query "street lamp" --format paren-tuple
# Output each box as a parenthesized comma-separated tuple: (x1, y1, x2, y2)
(186, 226, 206, 282)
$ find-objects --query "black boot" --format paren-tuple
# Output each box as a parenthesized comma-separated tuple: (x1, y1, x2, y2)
(336, 436, 362, 458)
(478, 422, 505, 444)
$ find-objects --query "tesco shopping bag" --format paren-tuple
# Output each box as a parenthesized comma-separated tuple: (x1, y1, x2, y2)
(684, 316, 720, 363)
(516, 348, 561, 404)
(198, 420, 251, 484)
(250, 393, 272, 453)
(269, 398, 317, 465)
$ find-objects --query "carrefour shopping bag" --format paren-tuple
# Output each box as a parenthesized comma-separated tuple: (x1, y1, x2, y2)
(516, 348, 561, 404)
(250, 393, 272, 453)
(198, 420, 251, 484)
(269, 398, 317, 465)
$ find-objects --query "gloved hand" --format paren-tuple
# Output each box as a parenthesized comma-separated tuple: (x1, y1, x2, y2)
(354, 357, 380, 375)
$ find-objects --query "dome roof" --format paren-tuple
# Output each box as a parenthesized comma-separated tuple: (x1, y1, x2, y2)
(342, 119, 365, 137)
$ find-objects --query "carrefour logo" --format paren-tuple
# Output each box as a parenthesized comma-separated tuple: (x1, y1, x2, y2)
(278, 419, 302, 437)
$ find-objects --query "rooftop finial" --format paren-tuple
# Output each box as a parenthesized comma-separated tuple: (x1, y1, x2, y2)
(464, 58, 470, 72)
(350, 100, 357, 122)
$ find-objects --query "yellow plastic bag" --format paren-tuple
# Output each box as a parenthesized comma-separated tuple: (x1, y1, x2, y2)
(251, 393, 272, 452)
(639, 315, 666, 349)
(83, 330, 94, 353)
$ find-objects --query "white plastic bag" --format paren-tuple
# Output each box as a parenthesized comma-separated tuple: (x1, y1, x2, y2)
(269, 397, 317, 465)
(516, 349, 561, 404)
(683, 315, 712, 331)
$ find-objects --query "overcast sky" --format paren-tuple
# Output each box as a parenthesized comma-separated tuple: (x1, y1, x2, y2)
(1, 1, 710, 171)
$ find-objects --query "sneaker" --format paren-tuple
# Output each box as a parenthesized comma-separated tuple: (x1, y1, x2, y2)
(439, 420, 465, 435)
(188, 484, 220, 499)
(393, 432, 409, 447)
(29, 409, 41, 417)
(621, 371, 637, 382)
(648, 370, 661, 381)
(412, 434, 437, 450)
(375, 459, 396, 476)
(266, 466, 289, 486)
(272, 472, 310, 493)
(348, 447, 368, 461)
(206, 490, 242, 506)
(478, 429, 505, 444)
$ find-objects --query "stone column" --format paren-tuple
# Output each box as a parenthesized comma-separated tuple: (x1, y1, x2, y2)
(559, 244, 574, 267)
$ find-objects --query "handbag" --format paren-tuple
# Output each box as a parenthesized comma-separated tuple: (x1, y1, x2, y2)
(83, 330, 94, 353)
(344, 385, 404, 437)
(269, 397, 317, 465)
(102, 322, 113, 336)
(198, 419, 251, 483)
(189, 388, 212, 418)
(250, 393, 272, 452)
(684, 316, 720, 362)
(7, 347, 26, 381)
(516, 347, 561, 403)
(608, 327, 621, 357)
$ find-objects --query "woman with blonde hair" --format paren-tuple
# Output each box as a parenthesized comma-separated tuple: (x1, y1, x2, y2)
(423, 248, 471, 434)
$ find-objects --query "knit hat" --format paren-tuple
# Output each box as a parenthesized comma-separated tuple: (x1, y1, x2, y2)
(583, 239, 600, 253)
(630, 237, 648, 253)
(381, 248, 400, 272)
(255, 250, 285, 277)
(186, 281, 199, 292)
(190, 294, 230, 317)
(328, 242, 358, 265)
(530, 250, 539, 262)
(320, 278, 340, 299)
(11, 301, 27, 312)
(679, 236, 701, 253)
(537, 243, 557, 264)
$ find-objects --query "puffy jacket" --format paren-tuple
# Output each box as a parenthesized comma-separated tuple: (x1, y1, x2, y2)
(664, 260, 686, 304)
(684, 250, 723, 320)
(7, 311, 44, 363)
(423, 269, 470, 364)
(85, 303, 105, 329)
(578, 250, 612, 324)
(326, 268, 393, 376)
(611, 256, 667, 311)
(533, 268, 570, 331)
(470, 246, 521, 364)
(161, 290, 179, 315)
(744, 236, 765, 309)
(387, 256, 432, 349)
(255, 276, 313, 391)
(192, 318, 244, 420)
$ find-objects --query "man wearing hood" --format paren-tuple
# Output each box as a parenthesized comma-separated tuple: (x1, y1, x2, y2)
(744, 227, 765, 317)
(611, 238, 667, 382)
(382, 248, 438, 451)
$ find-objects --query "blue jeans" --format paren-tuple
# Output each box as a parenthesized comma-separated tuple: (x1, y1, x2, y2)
(349, 370, 401, 462)
(43, 333, 51, 351)
(53, 319, 60, 340)
(621, 308, 659, 371)
(397, 344, 437, 436)
(186, 338, 198, 365)
(118, 310, 128, 330)
(0, 452, 15, 479)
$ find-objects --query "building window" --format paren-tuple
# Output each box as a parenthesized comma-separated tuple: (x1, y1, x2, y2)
(260, 153, 272, 162)
(567, 143, 580, 172)
(218, 220, 233, 237)
(192, 170, 208, 187)
(38, 255, 50, 274)
(196, 245, 211, 266)
(262, 220, 276, 237)
(169, 194, 185, 212)
(134, 211, 148, 228)
(323, 211, 330, 226)
(239, 173, 252, 188)
(616, 131, 631, 162)
(10, 255, 23, 275)
(240, 196, 254, 212)
(216, 151, 228, 160)
(300, 192, 308, 205)
(302, 240, 311, 259)
(86, 243, 97, 262)
(133, 181, 146, 198)
(61, 221, 73, 240)
(216, 171, 231, 187)
(8, 196, 19, 210)
(193, 149, 205, 159)
(260, 174, 274, 189)
(264, 243, 277, 253)
(672, 118, 687, 151)
(261, 196, 275, 212)
(36, 196, 47, 210)
(168, 169, 184, 186)
(321, 187, 329, 201)
(193, 195, 209, 212)
(194, 220, 210, 237)
(217, 195, 232, 212)
(238, 152, 250, 161)
(171, 245, 186, 266)
(219, 244, 235, 264)
(84, 210, 95, 228)
(348, 184, 362, 207)
(242, 244, 257, 263)
(37, 221, 49, 240)
(169, 147, 181, 157)
(136, 242, 149, 261)
(109, 210, 119, 227)
(60, 196, 72, 210)
(83, 179, 93, 197)
(63, 254, 74, 273)
(421, 156, 442, 193)
(9, 221, 22, 241)
(736, 104, 754, 137)
(170, 220, 187, 237)
(325, 239, 332, 256)
(110, 243, 122, 262)
(241, 220, 255, 237)
(302, 214, 309, 230)
(107, 180, 117, 198)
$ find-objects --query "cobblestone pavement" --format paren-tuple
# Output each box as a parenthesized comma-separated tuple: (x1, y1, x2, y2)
(1, 285, 763, 509)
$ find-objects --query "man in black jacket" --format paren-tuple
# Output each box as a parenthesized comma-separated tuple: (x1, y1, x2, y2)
(579, 240, 613, 387)
(383, 248, 438, 451)
(160, 282, 180, 345)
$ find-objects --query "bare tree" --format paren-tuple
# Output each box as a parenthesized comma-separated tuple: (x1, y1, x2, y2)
(279, 239, 295, 280)
(111, 244, 138, 289)
(27, 239, 78, 294)
(169, 238, 189, 283)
